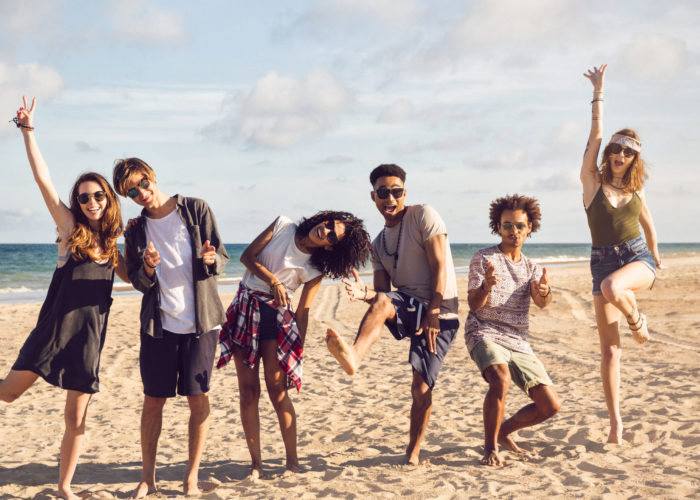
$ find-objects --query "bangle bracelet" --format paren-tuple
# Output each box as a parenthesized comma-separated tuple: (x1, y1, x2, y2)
(10, 117, 34, 130)
(480, 282, 491, 293)
(539, 286, 551, 298)
(144, 260, 155, 269)
(270, 280, 282, 292)
(591, 99, 604, 103)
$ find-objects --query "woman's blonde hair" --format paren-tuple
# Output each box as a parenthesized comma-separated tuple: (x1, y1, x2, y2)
(63, 172, 123, 267)
(600, 128, 648, 193)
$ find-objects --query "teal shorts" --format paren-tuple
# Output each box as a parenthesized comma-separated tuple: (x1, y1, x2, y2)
(469, 339, 553, 397)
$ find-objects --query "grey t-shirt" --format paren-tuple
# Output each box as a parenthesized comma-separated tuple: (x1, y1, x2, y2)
(464, 245, 542, 354)
(371, 204, 458, 319)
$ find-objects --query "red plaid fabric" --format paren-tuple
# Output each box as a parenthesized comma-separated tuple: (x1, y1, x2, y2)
(217, 284, 303, 391)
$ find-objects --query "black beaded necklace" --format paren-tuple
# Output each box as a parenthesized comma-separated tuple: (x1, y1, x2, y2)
(381, 215, 404, 269)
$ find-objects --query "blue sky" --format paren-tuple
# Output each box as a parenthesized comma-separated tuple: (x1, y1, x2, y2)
(1, 0, 698, 243)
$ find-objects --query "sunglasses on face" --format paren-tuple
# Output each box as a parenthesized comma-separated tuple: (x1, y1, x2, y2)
(375, 187, 405, 199)
(127, 178, 151, 199)
(608, 143, 637, 158)
(77, 191, 107, 204)
(325, 220, 339, 245)
(501, 222, 528, 232)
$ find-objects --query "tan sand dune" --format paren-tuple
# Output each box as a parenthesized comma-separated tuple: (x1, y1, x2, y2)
(1, 256, 699, 498)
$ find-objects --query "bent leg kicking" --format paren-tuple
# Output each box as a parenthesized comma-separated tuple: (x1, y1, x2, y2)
(498, 384, 560, 454)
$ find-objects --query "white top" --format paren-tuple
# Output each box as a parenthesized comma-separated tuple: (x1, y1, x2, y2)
(145, 209, 196, 334)
(464, 245, 543, 354)
(241, 216, 322, 295)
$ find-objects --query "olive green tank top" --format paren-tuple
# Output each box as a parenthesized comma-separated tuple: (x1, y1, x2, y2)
(585, 187, 642, 247)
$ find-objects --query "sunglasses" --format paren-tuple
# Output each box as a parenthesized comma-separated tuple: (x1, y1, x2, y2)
(324, 220, 339, 245)
(501, 222, 528, 232)
(375, 187, 405, 199)
(127, 178, 150, 199)
(608, 143, 637, 158)
(77, 191, 107, 204)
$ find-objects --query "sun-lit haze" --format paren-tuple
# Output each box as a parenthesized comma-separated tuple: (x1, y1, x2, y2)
(1, 0, 698, 243)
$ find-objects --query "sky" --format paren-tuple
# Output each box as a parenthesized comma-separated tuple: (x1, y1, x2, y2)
(0, 0, 698, 244)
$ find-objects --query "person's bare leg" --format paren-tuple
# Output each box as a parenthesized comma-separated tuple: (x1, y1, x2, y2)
(498, 384, 560, 454)
(183, 393, 210, 496)
(594, 295, 624, 444)
(0, 369, 39, 403)
(57, 390, 92, 500)
(600, 262, 655, 344)
(481, 364, 510, 466)
(232, 347, 263, 478)
(406, 371, 432, 465)
(326, 292, 396, 374)
(131, 395, 166, 498)
(262, 340, 299, 474)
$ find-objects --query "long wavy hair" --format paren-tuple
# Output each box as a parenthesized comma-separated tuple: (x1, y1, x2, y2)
(62, 172, 123, 267)
(600, 128, 648, 193)
(296, 211, 371, 279)
(488, 194, 541, 236)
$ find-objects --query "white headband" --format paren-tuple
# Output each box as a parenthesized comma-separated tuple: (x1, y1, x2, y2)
(609, 134, 641, 152)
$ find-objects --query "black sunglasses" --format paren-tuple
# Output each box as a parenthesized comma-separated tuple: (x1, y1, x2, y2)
(375, 187, 405, 199)
(77, 191, 107, 204)
(608, 143, 636, 158)
(501, 222, 528, 231)
(127, 178, 150, 199)
(325, 220, 339, 245)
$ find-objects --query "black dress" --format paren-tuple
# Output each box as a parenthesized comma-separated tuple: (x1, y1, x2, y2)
(12, 256, 115, 394)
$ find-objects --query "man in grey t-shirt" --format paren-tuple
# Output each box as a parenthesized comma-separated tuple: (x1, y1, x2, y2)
(466, 194, 560, 467)
(326, 164, 459, 465)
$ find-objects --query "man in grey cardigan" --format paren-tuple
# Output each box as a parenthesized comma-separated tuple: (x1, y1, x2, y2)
(113, 158, 229, 498)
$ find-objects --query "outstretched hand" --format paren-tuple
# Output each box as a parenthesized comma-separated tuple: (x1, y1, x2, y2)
(531, 267, 549, 297)
(583, 64, 607, 92)
(342, 268, 367, 301)
(16, 96, 36, 129)
(200, 240, 216, 266)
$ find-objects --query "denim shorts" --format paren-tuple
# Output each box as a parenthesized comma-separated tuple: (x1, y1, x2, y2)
(590, 236, 656, 296)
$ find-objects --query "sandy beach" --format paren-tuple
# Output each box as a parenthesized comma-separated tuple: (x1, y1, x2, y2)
(1, 255, 699, 499)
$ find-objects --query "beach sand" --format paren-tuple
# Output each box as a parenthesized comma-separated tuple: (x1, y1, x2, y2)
(1, 255, 699, 499)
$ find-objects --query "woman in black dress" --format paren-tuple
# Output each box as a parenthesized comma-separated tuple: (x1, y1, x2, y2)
(0, 97, 129, 500)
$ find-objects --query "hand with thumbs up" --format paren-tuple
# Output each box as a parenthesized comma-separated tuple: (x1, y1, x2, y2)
(143, 241, 160, 277)
(481, 261, 499, 293)
(200, 239, 216, 266)
(531, 267, 551, 305)
(341, 268, 373, 302)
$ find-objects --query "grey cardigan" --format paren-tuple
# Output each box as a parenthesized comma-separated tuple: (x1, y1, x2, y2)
(125, 194, 230, 338)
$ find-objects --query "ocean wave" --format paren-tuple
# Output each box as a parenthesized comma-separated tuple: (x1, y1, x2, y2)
(0, 286, 43, 294)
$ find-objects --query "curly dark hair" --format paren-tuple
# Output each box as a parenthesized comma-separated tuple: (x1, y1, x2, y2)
(296, 211, 371, 279)
(488, 194, 541, 236)
(369, 164, 406, 186)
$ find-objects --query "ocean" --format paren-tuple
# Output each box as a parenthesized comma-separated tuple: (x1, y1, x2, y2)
(1, 242, 698, 304)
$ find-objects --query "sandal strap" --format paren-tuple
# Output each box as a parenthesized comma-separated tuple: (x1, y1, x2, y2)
(627, 312, 643, 330)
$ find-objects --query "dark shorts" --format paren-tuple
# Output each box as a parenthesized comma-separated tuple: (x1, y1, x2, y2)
(140, 329, 218, 398)
(590, 236, 656, 296)
(380, 291, 459, 390)
(258, 302, 279, 342)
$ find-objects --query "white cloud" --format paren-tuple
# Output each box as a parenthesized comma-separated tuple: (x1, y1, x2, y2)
(306, 0, 421, 28)
(0, 62, 63, 136)
(523, 171, 579, 191)
(377, 99, 415, 123)
(107, 0, 187, 44)
(621, 34, 688, 79)
(205, 68, 353, 149)
(471, 150, 525, 170)
(556, 121, 583, 145)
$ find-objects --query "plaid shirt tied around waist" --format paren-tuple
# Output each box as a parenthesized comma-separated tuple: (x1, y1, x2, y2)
(217, 284, 303, 391)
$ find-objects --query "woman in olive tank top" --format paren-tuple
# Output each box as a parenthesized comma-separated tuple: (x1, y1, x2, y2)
(0, 97, 130, 499)
(581, 66, 661, 445)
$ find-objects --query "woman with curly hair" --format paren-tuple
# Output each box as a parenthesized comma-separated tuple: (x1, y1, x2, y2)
(217, 210, 371, 477)
(0, 97, 128, 499)
(581, 66, 661, 444)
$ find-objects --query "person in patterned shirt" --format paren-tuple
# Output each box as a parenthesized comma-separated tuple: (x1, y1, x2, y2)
(465, 194, 561, 467)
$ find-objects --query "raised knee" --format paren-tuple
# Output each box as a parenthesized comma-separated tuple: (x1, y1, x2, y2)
(0, 391, 20, 403)
(600, 278, 622, 301)
(369, 292, 394, 315)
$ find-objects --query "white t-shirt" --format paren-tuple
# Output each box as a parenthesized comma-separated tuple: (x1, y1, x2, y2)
(145, 209, 196, 334)
(241, 216, 322, 295)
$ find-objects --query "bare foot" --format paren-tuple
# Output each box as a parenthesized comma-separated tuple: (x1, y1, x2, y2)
(248, 466, 264, 480)
(628, 312, 649, 344)
(405, 444, 420, 465)
(57, 487, 85, 500)
(183, 479, 201, 497)
(283, 460, 300, 476)
(607, 425, 623, 444)
(325, 328, 356, 375)
(481, 449, 504, 466)
(498, 434, 529, 455)
(129, 481, 157, 499)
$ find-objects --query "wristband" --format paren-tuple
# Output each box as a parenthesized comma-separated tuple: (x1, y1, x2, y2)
(270, 280, 282, 292)
(362, 285, 369, 301)
(144, 260, 155, 270)
(539, 286, 551, 298)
